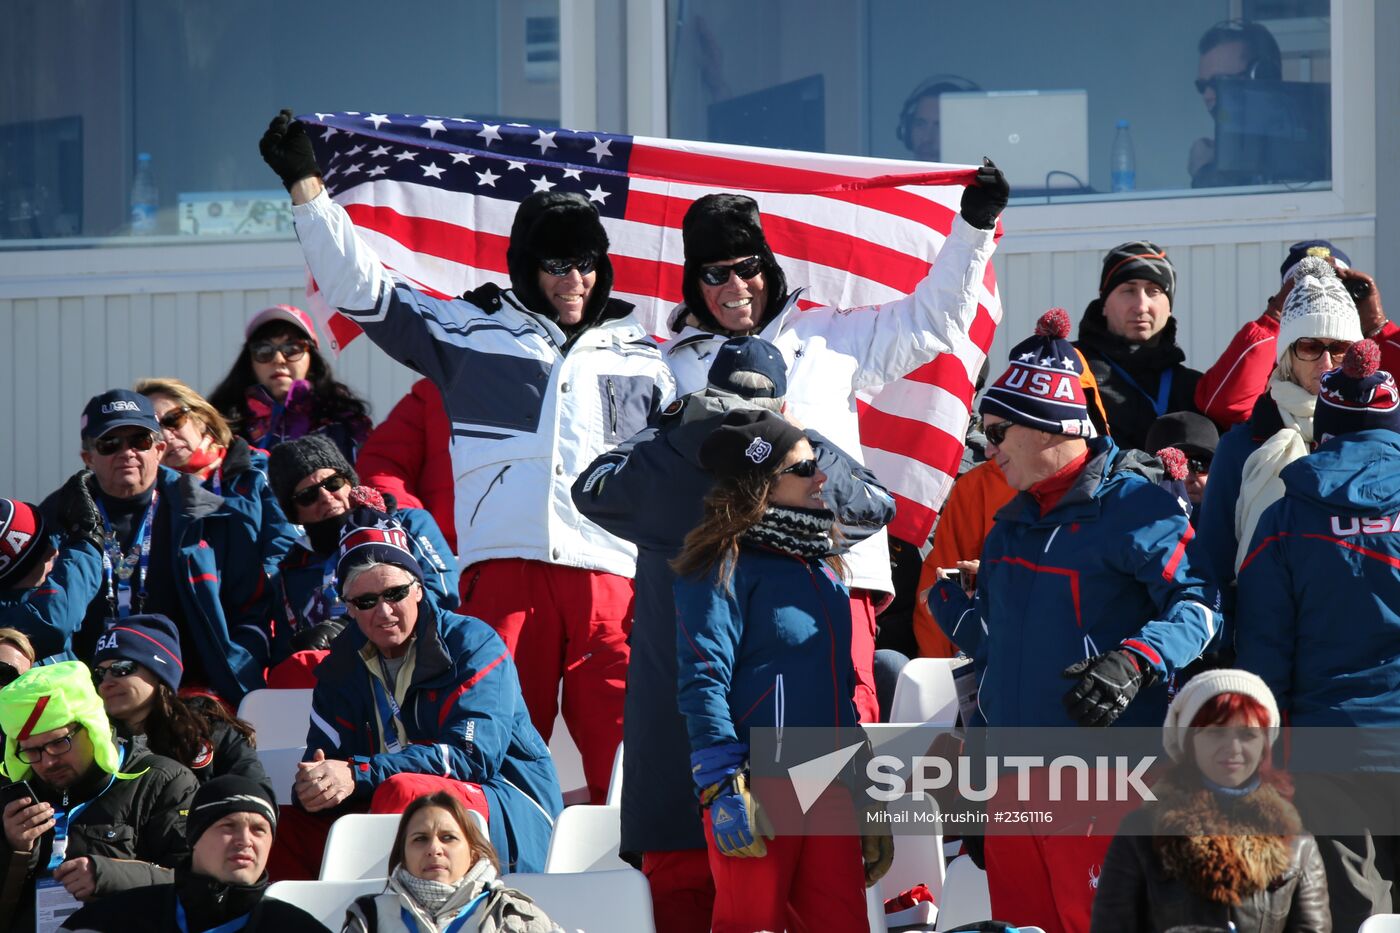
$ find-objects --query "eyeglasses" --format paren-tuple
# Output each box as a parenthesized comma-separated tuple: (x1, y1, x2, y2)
(158, 406, 194, 432)
(249, 339, 311, 364)
(984, 420, 1018, 447)
(779, 458, 819, 478)
(91, 432, 158, 457)
(699, 257, 764, 287)
(92, 659, 141, 686)
(346, 582, 417, 612)
(17, 725, 84, 764)
(1187, 457, 1212, 475)
(1292, 338, 1354, 361)
(539, 256, 598, 277)
(1194, 70, 1251, 95)
(291, 473, 352, 508)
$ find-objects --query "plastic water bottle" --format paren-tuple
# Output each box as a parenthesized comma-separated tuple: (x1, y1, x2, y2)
(130, 152, 158, 234)
(1110, 120, 1136, 193)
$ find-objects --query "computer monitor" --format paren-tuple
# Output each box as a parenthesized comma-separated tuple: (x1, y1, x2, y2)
(708, 74, 825, 153)
(1212, 78, 1330, 185)
(939, 89, 1089, 191)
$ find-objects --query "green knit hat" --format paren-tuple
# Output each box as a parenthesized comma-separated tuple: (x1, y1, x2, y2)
(0, 661, 132, 782)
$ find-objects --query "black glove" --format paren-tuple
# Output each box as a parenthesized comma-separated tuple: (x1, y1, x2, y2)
(1061, 649, 1156, 727)
(259, 109, 323, 191)
(290, 619, 347, 653)
(959, 158, 1010, 230)
(55, 470, 103, 551)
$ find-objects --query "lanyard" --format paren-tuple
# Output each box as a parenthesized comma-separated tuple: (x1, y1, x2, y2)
(95, 489, 160, 618)
(47, 752, 122, 871)
(176, 901, 250, 933)
(399, 891, 489, 933)
(320, 554, 346, 620)
(371, 667, 407, 754)
(1103, 357, 1173, 419)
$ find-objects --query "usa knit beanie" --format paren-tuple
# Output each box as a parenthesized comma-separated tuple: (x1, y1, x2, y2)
(1314, 340, 1400, 441)
(0, 499, 49, 589)
(336, 508, 423, 585)
(92, 614, 184, 694)
(979, 309, 1094, 437)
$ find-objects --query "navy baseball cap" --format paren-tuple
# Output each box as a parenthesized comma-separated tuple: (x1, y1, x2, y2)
(1281, 240, 1351, 282)
(706, 336, 788, 400)
(80, 389, 160, 441)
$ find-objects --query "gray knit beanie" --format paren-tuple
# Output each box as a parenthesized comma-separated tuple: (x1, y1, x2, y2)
(268, 434, 358, 518)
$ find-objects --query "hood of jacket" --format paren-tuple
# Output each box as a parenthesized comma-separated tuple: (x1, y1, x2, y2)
(1279, 429, 1400, 514)
(1077, 297, 1188, 376)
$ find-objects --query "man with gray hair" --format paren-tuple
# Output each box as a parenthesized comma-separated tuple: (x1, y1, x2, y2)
(572, 336, 894, 932)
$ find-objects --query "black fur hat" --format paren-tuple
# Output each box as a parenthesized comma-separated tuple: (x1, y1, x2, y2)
(678, 194, 788, 334)
(507, 191, 614, 325)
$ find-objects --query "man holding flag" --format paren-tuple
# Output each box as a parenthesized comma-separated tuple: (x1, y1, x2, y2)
(259, 110, 676, 805)
(664, 169, 1007, 721)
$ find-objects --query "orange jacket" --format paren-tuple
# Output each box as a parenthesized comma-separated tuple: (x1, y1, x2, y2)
(913, 458, 1016, 657)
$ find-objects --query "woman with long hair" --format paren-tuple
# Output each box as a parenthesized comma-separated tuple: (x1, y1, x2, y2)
(1091, 669, 1329, 931)
(136, 376, 298, 576)
(92, 613, 269, 790)
(671, 409, 885, 933)
(207, 305, 371, 463)
(341, 791, 558, 933)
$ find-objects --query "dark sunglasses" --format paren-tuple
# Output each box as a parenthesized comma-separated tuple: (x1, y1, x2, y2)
(1194, 70, 1250, 95)
(984, 420, 1017, 447)
(779, 458, 819, 478)
(92, 431, 158, 456)
(346, 582, 417, 612)
(1187, 457, 1212, 475)
(1292, 338, 1354, 362)
(92, 659, 141, 686)
(699, 256, 764, 287)
(249, 339, 311, 364)
(292, 473, 353, 508)
(539, 255, 598, 277)
(158, 406, 194, 431)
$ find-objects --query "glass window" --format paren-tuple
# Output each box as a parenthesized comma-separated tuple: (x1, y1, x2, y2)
(667, 0, 1331, 201)
(0, 0, 559, 244)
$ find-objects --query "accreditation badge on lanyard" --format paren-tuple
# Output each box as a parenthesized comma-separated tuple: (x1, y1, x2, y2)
(96, 489, 161, 618)
(36, 763, 120, 933)
(371, 669, 408, 754)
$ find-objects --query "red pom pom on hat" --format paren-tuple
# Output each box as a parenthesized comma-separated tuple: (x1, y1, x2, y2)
(1035, 308, 1071, 339)
(349, 485, 387, 511)
(1155, 447, 1188, 481)
(1343, 339, 1381, 379)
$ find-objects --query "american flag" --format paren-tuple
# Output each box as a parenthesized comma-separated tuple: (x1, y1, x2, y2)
(299, 112, 1002, 543)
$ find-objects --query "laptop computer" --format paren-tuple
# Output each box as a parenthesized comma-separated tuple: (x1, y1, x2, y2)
(939, 89, 1089, 191)
(1212, 78, 1330, 184)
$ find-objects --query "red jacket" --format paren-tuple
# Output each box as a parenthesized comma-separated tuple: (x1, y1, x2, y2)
(1195, 315, 1400, 432)
(355, 378, 458, 551)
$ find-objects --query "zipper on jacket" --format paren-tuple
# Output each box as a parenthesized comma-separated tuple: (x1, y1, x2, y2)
(606, 377, 618, 434)
(1044, 524, 1062, 554)
(774, 674, 786, 763)
(470, 465, 511, 526)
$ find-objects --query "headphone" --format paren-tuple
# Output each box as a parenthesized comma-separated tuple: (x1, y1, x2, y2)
(896, 74, 981, 149)
(1199, 20, 1283, 83)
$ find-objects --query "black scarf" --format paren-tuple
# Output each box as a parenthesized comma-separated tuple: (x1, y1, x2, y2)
(742, 504, 835, 558)
(176, 866, 269, 931)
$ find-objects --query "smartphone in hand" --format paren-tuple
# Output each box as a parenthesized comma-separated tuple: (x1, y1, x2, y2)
(0, 780, 36, 809)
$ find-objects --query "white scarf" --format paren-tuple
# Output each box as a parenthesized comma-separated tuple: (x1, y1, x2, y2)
(1234, 377, 1317, 572)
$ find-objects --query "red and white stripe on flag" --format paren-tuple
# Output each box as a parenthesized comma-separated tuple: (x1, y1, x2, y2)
(299, 114, 1002, 543)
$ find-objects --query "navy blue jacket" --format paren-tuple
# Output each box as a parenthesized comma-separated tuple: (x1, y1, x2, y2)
(305, 601, 563, 873)
(929, 437, 1219, 728)
(571, 395, 893, 853)
(29, 468, 275, 702)
(1237, 429, 1400, 737)
(214, 438, 300, 580)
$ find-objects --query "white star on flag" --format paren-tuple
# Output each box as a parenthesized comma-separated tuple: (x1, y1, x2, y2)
(344, 163, 362, 175)
(562, 168, 582, 180)
(506, 160, 527, 172)
(588, 137, 613, 162)
(366, 165, 388, 177)
(365, 114, 391, 130)
(369, 145, 390, 158)
(532, 130, 558, 154)
(477, 123, 502, 145)
(421, 162, 446, 179)
(475, 168, 499, 187)
(346, 145, 364, 157)
(530, 175, 556, 193)
(314, 113, 334, 121)
(584, 184, 609, 204)
(450, 152, 473, 165)
(394, 150, 419, 162)
(420, 119, 447, 138)
(322, 126, 339, 140)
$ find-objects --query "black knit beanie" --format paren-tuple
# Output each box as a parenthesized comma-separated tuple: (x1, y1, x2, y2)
(268, 434, 358, 518)
(187, 774, 278, 845)
(678, 194, 789, 334)
(506, 191, 614, 325)
(1098, 240, 1176, 307)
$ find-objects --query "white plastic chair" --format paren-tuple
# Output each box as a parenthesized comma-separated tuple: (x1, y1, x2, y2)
(256, 746, 306, 806)
(321, 810, 490, 880)
(266, 878, 387, 928)
(237, 688, 314, 748)
(878, 797, 946, 908)
(934, 855, 992, 931)
(866, 883, 888, 932)
(606, 741, 625, 806)
(1360, 916, 1400, 932)
(503, 869, 655, 932)
(546, 708, 590, 806)
(889, 658, 959, 726)
(542, 804, 629, 873)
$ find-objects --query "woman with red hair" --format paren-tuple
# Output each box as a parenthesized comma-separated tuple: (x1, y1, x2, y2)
(1091, 669, 1330, 931)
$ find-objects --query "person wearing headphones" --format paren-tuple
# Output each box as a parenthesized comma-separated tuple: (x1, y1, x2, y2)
(1189, 20, 1283, 187)
(896, 74, 979, 162)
